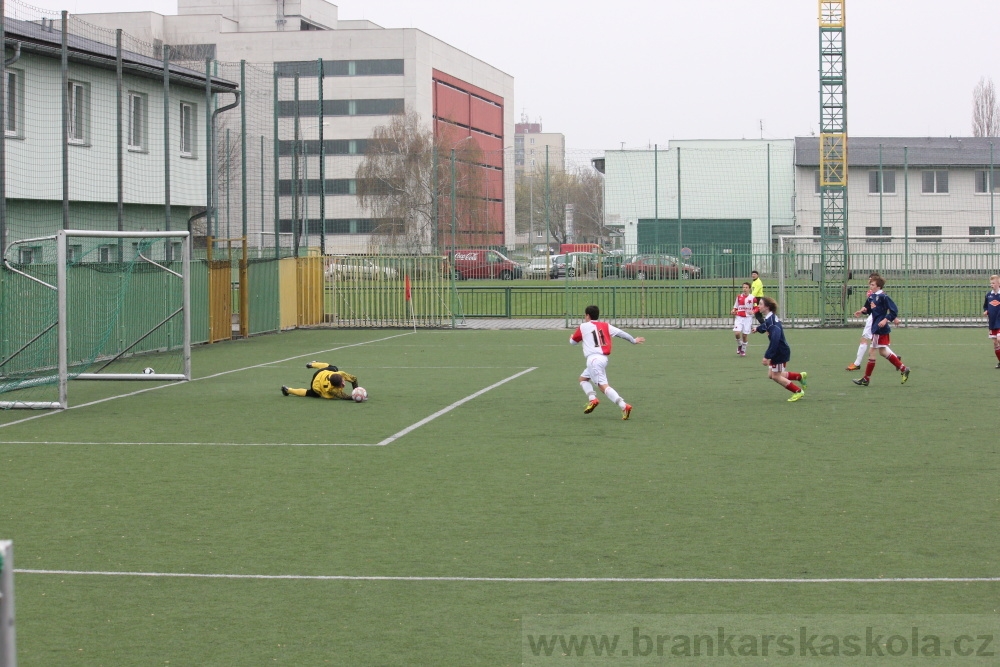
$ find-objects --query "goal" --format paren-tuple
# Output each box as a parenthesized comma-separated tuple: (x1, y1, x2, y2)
(0, 229, 191, 409)
(0, 540, 13, 667)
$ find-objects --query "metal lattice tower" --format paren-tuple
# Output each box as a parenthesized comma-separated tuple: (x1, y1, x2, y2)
(819, 0, 849, 324)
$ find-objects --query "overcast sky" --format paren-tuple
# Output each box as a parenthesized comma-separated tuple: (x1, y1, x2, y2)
(58, 0, 1000, 150)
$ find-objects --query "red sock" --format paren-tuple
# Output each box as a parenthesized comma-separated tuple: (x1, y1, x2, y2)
(995, 349, 1000, 362)
(786, 383, 801, 393)
(887, 354, 903, 370)
(865, 360, 876, 378)
(786, 372, 801, 381)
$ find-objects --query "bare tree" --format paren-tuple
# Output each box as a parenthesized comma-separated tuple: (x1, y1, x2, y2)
(972, 77, 1000, 137)
(356, 111, 486, 254)
(515, 166, 605, 247)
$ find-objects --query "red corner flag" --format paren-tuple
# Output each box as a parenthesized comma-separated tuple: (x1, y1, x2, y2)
(404, 274, 412, 301)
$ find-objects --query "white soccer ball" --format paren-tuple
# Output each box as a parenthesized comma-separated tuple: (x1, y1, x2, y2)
(352, 386, 368, 402)
(143, 367, 155, 375)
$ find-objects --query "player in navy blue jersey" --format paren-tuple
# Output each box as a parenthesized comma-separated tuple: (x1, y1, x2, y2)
(852, 275, 910, 387)
(755, 297, 807, 402)
(983, 274, 1000, 368)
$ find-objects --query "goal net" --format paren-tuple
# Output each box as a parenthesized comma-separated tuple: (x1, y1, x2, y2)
(0, 230, 191, 409)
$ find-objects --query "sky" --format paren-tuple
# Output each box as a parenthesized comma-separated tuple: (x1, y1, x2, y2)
(55, 0, 1000, 150)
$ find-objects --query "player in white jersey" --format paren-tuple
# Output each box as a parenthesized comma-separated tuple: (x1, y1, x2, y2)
(570, 305, 645, 420)
(731, 282, 755, 356)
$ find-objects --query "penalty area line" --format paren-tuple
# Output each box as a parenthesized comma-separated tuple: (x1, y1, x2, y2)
(0, 332, 415, 431)
(0, 366, 538, 447)
(13, 570, 1000, 584)
(376, 367, 537, 446)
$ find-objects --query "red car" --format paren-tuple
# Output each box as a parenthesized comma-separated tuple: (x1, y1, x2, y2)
(621, 254, 701, 279)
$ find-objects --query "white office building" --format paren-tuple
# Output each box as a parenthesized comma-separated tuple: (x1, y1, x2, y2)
(78, 0, 516, 253)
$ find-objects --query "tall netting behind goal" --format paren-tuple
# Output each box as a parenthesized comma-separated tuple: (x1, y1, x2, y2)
(0, 230, 190, 409)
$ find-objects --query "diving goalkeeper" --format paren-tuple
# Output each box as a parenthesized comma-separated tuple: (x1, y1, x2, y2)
(281, 362, 358, 400)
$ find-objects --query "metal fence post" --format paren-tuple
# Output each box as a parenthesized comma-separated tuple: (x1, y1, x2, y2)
(318, 58, 326, 254)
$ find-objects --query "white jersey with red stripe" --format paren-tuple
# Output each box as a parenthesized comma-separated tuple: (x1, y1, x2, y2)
(570, 320, 636, 357)
(733, 293, 755, 317)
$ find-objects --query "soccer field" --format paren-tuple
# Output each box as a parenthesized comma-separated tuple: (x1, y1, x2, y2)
(1, 327, 997, 665)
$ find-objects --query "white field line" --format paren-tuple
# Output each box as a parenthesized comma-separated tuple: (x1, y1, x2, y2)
(0, 333, 414, 430)
(0, 367, 538, 447)
(375, 366, 536, 446)
(12, 570, 1000, 584)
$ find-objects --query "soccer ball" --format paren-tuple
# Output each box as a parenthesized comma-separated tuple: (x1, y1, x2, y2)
(352, 386, 368, 402)
(143, 367, 155, 375)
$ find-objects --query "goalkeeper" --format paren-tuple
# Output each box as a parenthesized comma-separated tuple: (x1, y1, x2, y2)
(281, 362, 358, 400)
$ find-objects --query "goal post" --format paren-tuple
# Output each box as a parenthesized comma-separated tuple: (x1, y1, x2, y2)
(0, 229, 191, 410)
(777, 233, 1000, 322)
(0, 540, 14, 667)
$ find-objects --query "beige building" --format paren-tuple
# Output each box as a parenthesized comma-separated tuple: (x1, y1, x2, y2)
(514, 119, 565, 176)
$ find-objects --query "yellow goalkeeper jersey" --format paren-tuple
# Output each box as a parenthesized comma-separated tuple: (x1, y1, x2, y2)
(310, 370, 358, 400)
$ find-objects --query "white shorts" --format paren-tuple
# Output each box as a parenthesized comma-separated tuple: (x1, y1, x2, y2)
(861, 315, 873, 340)
(768, 363, 786, 373)
(733, 316, 754, 334)
(581, 354, 609, 386)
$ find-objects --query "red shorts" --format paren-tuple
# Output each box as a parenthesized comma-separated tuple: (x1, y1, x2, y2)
(872, 333, 891, 348)
(989, 328, 1000, 339)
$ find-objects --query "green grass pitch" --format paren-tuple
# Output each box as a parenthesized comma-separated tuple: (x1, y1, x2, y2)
(1, 326, 997, 665)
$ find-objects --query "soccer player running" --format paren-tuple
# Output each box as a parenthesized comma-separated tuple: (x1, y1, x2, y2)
(571, 305, 644, 420)
(281, 362, 359, 400)
(750, 270, 765, 325)
(846, 272, 887, 371)
(731, 281, 755, 356)
(852, 275, 910, 386)
(755, 296, 807, 402)
(983, 274, 1000, 368)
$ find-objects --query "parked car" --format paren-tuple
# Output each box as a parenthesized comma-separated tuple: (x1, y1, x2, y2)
(528, 255, 557, 278)
(451, 249, 523, 280)
(543, 252, 595, 278)
(326, 258, 399, 281)
(621, 254, 701, 279)
(594, 250, 625, 277)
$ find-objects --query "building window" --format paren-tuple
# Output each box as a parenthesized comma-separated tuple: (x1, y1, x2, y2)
(278, 178, 363, 196)
(4, 69, 22, 137)
(812, 226, 842, 237)
(67, 81, 89, 144)
(276, 98, 404, 117)
(127, 92, 147, 151)
(915, 226, 942, 242)
(814, 170, 820, 194)
(66, 244, 83, 263)
(921, 170, 948, 194)
(865, 227, 892, 242)
(98, 245, 113, 263)
(974, 170, 1000, 194)
(277, 217, 390, 234)
(18, 246, 40, 264)
(276, 59, 404, 77)
(969, 226, 996, 242)
(868, 170, 896, 194)
(277, 139, 369, 156)
(180, 102, 196, 157)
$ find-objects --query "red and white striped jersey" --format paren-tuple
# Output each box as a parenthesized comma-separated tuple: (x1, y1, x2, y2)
(570, 320, 636, 356)
(734, 293, 755, 317)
